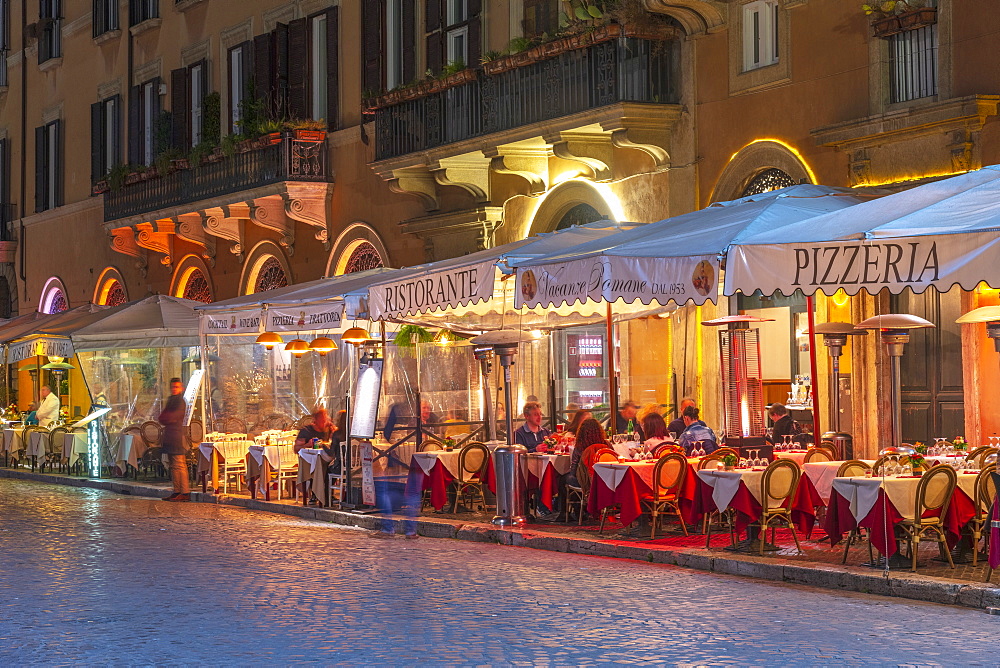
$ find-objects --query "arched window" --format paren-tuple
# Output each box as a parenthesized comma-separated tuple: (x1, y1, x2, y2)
(181, 269, 213, 303)
(105, 282, 127, 306)
(555, 203, 604, 231)
(44, 289, 67, 313)
(254, 257, 288, 293)
(343, 241, 384, 274)
(740, 168, 797, 197)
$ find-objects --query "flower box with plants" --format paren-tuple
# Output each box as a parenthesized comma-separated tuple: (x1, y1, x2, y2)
(863, 1, 937, 39)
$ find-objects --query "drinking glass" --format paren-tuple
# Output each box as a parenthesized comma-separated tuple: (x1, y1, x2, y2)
(739, 458, 749, 469)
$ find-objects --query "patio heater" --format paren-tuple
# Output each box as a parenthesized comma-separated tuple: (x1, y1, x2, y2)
(702, 315, 772, 457)
(470, 329, 535, 527)
(41, 359, 75, 421)
(815, 322, 868, 459)
(472, 344, 497, 443)
(855, 314, 935, 450)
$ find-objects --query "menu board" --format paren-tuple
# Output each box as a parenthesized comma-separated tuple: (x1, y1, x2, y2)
(360, 440, 376, 506)
(350, 360, 383, 439)
(183, 369, 205, 427)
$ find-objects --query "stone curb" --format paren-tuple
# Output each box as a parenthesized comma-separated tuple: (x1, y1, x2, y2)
(5, 467, 999, 610)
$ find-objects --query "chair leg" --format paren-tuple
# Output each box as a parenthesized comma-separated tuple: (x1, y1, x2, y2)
(578, 496, 585, 526)
(789, 519, 802, 555)
(452, 482, 460, 514)
(973, 528, 981, 566)
(942, 531, 955, 569)
(650, 508, 657, 540)
(599, 508, 608, 534)
(705, 513, 714, 549)
(677, 505, 689, 537)
(841, 529, 853, 564)
(759, 521, 766, 556)
(911, 534, 919, 572)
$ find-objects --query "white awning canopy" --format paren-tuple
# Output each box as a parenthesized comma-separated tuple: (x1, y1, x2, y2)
(510, 184, 879, 310)
(3, 304, 115, 362)
(724, 165, 1000, 297)
(71, 295, 202, 352)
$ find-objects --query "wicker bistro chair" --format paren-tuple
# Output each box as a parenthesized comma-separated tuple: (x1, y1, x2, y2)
(24, 426, 50, 472)
(642, 453, 689, 539)
(48, 425, 69, 472)
(804, 448, 834, 463)
(563, 460, 591, 525)
(967, 447, 999, 469)
(970, 464, 997, 567)
(896, 464, 958, 572)
(652, 442, 684, 458)
(698, 447, 739, 470)
(451, 442, 490, 513)
(595, 448, 627, 534)
(836, 459, 872, 477)
(139, 421, 166, 478)
(872, 455, 910, 476)
(419, 440, 443, 452)
(748, 459, 803, 555)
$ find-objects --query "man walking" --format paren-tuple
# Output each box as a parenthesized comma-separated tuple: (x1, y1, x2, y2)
(159, 377, 189, 502)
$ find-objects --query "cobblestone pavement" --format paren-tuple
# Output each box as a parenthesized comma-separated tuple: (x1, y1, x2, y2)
(2, 479, 999, 666)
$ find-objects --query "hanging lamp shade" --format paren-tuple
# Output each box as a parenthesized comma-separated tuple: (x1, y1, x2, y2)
(285, 338, 310, 356)
(341, 327, 370, 345)
(309, 336, 338, 355)
(256, 331, 283, 349)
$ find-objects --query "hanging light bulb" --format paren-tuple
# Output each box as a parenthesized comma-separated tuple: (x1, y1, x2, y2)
(309, 336, 338, 355)
(433, 329, 456, 346)
(256, 332, 282, 349)
(285, 338, 309, 357)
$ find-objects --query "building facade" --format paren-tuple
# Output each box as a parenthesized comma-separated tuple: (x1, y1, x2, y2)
(0, 0, 997, 451)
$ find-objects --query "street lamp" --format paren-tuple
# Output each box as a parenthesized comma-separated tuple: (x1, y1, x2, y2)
(814, 322, 868, 458)
(855, 314, 935, 450)
(470, 329, 537, 527)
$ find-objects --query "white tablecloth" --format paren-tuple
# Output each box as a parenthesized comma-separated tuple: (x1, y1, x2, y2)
(800, 460, 875, 502)
(611, 441, 641, 457)
(696, 468, 771, 511)
(26, 431, 48, 460)
(412, 450, 463, 479)
(831, 473, 978, 522)
(593, 461, 656, 492)
(62, 432, 88, 461)
(115, 433, 145, 471)
(197, 440, 252, 473)
(3, 428, 22, 454)
(525, 453, 571, 480)
(926, 454, 969, 467)
(775, 450, 809, 465)
(297, 448, 331, 496)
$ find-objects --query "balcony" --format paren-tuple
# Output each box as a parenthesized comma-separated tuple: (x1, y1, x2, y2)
(373, 36, 678, 162)
(103, 135, 332, 223)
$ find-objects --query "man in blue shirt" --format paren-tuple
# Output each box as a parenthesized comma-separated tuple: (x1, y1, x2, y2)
(677, 405, 719, 454)
(513, 401, 550, 452)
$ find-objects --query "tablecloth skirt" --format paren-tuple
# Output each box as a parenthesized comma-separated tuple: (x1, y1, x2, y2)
(405, 459, 455, 511)
(689, 473, 825, 536)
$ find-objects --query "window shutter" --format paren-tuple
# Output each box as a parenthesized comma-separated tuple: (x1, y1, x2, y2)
(91, 101, 103, 183)
(325, 7, 339, 130)
(127, 84, 140, 164)
(425, 0, 443, 75)
(254, 32, 275, 107)
(239, 44, 252, 104)
(275, 23, 290, 118)
(34, 126, 45, 213)
(467, 0, 482, 69)
(111, 94, 122, 168)
(170, 67, 189, 150)
(287, 18, 308, 119)
(150, 76, 163, 155)
(401, 0, 416, 84)
(361, 0, 382, 94)
(53, 120, 62, 208)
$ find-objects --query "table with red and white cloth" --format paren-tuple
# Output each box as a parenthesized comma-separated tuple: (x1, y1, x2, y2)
(775, 450, 809, 466)
(801, 460, 877, 503)
(693, 467, 824, 535)
(524, 453, 571, 509)
(823, 472, 977, 557)
(405, 450, 464, 510)
(925, 454, 969, 467)
(588, 461, 656, 526)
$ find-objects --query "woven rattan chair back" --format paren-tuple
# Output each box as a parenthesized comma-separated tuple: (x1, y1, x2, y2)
(836, 459, 872, 477)
(653, 453, 686, 500)
(49, 426, 67, 454)
(969, 447, 999, 468)
(188, 419, 204, 445)
(219, 417, 248, 435)
(916, 464, 957, 520)
(653, 442, 683, 458)
(762, 459, 800, 508)
(576, 460, 592, 498)
(975, 464, 997, 515)
(698, 451, 728, 470)
(140, 421, 163, 446)
(595, 448, 618, 463)
(816, 442, 838, 458)
(804, 448, 833, 463)
(419, 440, 443, 452)
(458, 442, 489, 479)
(712, 447, 739, 460)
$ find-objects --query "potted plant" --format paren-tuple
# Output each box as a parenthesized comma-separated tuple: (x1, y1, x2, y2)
(722, 453, 737, 471)
(292, 119, 327, 143)
(953, 436, 968, 452)
(863, 1, 903, 38)
(442, 437, 457, 452)
(92, 180, 110, 195)
(909, 452, 926, 475)
(899, 2, 937, 30)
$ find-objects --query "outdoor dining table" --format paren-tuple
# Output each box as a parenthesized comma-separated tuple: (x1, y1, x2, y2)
(197, 440, 252, 492)
(524, 453, 571, 509)
(775, 450, 809, 466)
(823, 472, 978, 557)
(925, 454, 970, 467)
(114, 432, 146, 473)
(405, 450, 464, 510)
(247, 444, 297, 500)
(1, 428, 20, 457)
(693, 466, 824, 535)
(62, 431, 88, 465)
(25, 430, 47, 462)
(297, 447, 331, 505)
(588, 457, 703, 528)
(801, 460, 877, 503)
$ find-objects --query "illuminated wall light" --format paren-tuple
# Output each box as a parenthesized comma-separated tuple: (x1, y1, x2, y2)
(729, 138, 818, 185)
(831, 289, 850, 307)
(850, 169, 969, 189)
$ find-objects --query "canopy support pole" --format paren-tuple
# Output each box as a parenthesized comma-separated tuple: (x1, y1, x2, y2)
(806, 295, 821, 444)
(606, 302, 618, 435)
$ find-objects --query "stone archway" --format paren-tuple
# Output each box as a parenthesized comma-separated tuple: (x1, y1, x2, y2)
(327, 222, 391, 276)
(171, 254, 216, 303)
(527, 180, 616, 236)
(240, 241, 293, 295)
(711, 140, 815, 203)
(94, 266, 129, 306)
(39, 276, 69, 314)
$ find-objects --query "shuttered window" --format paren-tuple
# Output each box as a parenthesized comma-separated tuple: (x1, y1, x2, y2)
(91, 95, 121, 182)
(38, 0, 61, 63)
(0, 138, 11, 228)
(889, 24, 938, 104)
(424, 0, 479, 76)
(35, 119, 62, 212)
(93, 0, 118, 37)
(742, 0, 779, 71)
(228, 42, 251, 133)
(170, 60, 207, 148)
(128, 77, 160, 165)
(308, 8, 338, 127)
(522, 0, 558, 38)
(128, 0, 158, 26)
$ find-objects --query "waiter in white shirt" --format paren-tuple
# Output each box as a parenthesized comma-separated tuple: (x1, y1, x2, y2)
(36, 385, 60, 427)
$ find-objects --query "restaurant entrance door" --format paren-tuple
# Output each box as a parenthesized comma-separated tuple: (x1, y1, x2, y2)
(552, 326, 608, 422)
(890, 287, 965, 444)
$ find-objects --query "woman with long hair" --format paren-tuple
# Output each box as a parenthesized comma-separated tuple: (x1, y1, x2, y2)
(565, 408, 592, 435)
(566, 417, 610, 486)
(642, 412, 670, 448)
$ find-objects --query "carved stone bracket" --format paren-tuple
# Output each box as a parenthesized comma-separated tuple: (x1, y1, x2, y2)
(848, 149, 872, 188)
(485, 148, 548, 195)
(248, 197, 295, 256)
(429, 156, 490, 204)
(108, 227, 148, 278)
(134, 222, 173, 267)
(399, 206, 505, 261)
(609, 128, 670, 171)
(173, 213, 217, 267)
(548, 136, 611, 182)
(388, 168, 440, 211)
(283, 183, 333, 249)
(644, 0, 725, 36)
(201, 207, 245, 263)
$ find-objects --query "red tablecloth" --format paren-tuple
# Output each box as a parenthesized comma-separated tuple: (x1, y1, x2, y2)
(530, 465, 560, 509)
(824, 485, 976, 557)
(405, 459, 454, 510)
(689, 472, 824, 536)
(587, 466, 652, 526)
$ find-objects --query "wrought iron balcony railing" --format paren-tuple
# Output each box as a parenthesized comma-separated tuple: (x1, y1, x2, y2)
(374, 36, 678, 161)
(103, 136, 331, 223)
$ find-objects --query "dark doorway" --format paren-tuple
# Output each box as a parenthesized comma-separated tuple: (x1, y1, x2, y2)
(555, 203, 603, 230)
(890, 288, 964, 443)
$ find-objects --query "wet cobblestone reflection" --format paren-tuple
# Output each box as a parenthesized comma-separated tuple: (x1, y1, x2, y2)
(1, 478, 998, 665)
